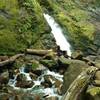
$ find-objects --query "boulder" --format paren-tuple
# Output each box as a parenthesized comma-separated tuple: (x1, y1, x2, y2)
(32, 64, 47, 76)
(71, 50, 83, 60)
(16, 73, 34, 88)
(61, 57, 89, 94)
(24, 61, 46, 76)
(0, 71, 9, 84)
(40, 59, 58, 69)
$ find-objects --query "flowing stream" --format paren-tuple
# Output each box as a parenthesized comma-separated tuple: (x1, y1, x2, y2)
(8, 14, 72, 99)
(43, 13, 72, 56)
(8, 67, 63, 99)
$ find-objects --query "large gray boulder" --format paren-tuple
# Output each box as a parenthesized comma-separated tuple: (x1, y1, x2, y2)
(60, 57, 89, 94)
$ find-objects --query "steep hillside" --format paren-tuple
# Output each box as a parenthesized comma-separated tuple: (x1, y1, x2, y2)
(39, 0, 100, 55)
(0, 0, 55, 55)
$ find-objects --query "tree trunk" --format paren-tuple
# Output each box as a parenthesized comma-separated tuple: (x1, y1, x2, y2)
(0, 54, 24, 67)
(61, 66, 98, 100)
(26, 49, 53, 56)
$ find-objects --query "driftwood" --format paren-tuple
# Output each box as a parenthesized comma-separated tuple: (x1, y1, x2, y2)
(0, 54, 24, 67)
(26, 49, 53, 56)
(61, 66, 98, 100)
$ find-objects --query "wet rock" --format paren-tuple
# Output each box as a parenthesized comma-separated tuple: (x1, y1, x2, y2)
(55, 79, 62, 89)
(16, 80, 34, 88)
(44, 75, 62, 88)
(61, 57, 89, 94)
(44, 75, 55, 84)
(71, 50, 83, 60)
(14, 69, 20, 75)
(32, 65, 47, 76)
(0, 71, 9, 84)
(15, 73, 34, 88)
(16, 73, 27, 82)
(24, 62, 46, 76)
(57, 84, 63, 95)
(29, 72, 38, 80)
(41, 82, 52, 88)
(45, 96, 59, 100)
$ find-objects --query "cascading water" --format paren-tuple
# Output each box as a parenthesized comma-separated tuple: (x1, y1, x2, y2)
(43, 13, 72, 56)
(8, 66, 63, 99)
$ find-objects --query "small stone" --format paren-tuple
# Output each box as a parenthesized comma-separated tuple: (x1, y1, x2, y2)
(41, 82, 51, 88)
(0, 71, 9, 84)
(45, 96, 59, 100)
(95, 71, 100, 80)
(57, 84, 63, 95)
(14, 69, 20, 75)
(29, 72, 38, 80)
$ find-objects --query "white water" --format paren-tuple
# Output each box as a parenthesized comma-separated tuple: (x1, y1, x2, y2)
(43, 13, 72, 56)
(8, 67, 63, 99)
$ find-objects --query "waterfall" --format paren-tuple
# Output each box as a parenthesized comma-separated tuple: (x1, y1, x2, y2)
(43, 13, 72, 56)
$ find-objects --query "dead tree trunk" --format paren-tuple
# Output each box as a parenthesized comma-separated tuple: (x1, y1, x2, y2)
(0, 54, 24, 67)
(61, 66, 98, 100)
(26, 49, 53, 56)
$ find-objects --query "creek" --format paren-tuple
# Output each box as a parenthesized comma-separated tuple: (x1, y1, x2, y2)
(8, 14, 72, 100)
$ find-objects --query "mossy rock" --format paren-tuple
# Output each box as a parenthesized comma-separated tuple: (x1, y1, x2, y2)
(86, 87, 100, 100)
(40, 59, 58, 68)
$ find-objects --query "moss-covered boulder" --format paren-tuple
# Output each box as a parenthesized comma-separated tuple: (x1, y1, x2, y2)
(61, 57, 89, 94)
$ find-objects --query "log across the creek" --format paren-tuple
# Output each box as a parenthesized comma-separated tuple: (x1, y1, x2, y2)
(26, 49, 53, 56)
(61, 66, 98, 100)
(0, 54, 24, 67)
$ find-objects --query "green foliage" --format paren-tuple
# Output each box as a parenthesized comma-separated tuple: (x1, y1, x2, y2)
(70, 9, 89, 21)
(46, 0, 95, 52)
(31, 62, 39, 69)
(0, 0, 51, 54)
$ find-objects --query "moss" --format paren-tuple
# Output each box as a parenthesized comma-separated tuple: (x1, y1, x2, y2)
(0, 0, 52, 55)
(31, 62, 39, 70)
(87, 87, 100, 96)
(40, 59, 57, 68)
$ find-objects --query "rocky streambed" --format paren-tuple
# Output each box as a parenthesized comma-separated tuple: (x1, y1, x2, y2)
(8, 66, 63, 100)
(0, 49, 100, 100)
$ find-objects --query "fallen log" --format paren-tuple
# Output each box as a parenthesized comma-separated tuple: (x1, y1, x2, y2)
(26, 49, 53, 56)
(61, 66, 98, 100)
(0, 54, 24, 67)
